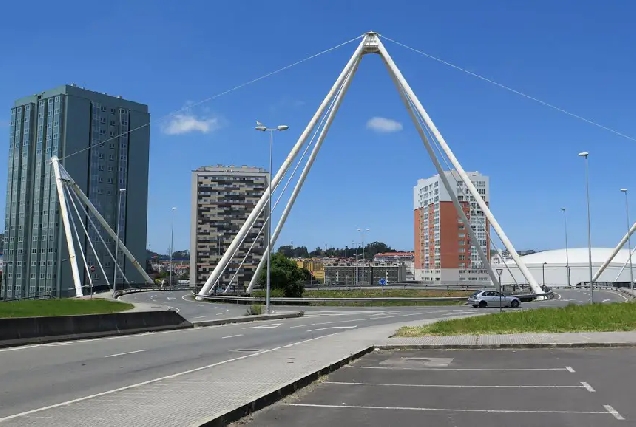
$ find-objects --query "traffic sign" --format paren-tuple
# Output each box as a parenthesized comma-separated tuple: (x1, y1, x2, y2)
(378, 278, 386, 286)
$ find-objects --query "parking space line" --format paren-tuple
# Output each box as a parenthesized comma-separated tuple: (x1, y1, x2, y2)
(288, 403, 616, 416)
(360, 367, 574, 372)
(581, 382, 596, 392)
(324, 381, 589, 390)
(604, 405, 625, 420)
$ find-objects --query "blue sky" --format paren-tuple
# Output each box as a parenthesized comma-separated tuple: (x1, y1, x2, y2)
(1, 0, 636, 255)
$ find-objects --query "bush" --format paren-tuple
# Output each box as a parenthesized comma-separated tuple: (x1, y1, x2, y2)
(255, 253, 305, 298)
(246, 304, 263, 316)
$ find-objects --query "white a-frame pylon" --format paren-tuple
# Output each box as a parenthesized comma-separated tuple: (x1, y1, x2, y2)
(196, 32, 542, 298)
(51, 156, 154, 297)
(593, 221, 636, 283)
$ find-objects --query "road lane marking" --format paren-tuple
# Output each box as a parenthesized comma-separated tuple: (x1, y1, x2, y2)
(105, 350, 145, 358)
(289, 325, 305, 329)
(325, 381, 591, 390)
(604, 405, 625, 420)
(581, 382, 596, 392)
(332, 326, 358, 329)
(221, 334, 244, 339)
(361, 367, 575, 372)
(289, 403, 616, 416)
(566, 366, 576, 373)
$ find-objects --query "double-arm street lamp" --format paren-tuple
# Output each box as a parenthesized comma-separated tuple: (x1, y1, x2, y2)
(255, 121, 289, 314)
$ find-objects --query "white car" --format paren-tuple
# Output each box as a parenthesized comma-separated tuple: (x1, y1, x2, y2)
(468, 290, 521, 308)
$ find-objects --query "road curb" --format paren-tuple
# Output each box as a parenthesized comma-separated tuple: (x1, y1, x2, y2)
(376, 342, 636, 350)
(199, 345, 375, 427)
(192, 311, 304, 327)
(0, 323, 194, 349)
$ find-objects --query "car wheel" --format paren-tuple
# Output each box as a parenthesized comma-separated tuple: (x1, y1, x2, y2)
(511, 300, 520, 308)
(478, 300, 487, 308)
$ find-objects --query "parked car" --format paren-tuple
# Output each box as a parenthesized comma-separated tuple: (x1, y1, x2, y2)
(468, 290, 521, 308)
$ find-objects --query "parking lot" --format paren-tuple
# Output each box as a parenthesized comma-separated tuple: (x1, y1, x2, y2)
(239, 348, 633, 426)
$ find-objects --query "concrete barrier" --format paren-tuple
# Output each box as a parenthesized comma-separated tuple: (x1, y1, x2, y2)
(0, 311, 192, 348)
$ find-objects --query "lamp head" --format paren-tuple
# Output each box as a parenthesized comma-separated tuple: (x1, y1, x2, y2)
(277, 125, 289, 131)
(578, 151, 589, 157)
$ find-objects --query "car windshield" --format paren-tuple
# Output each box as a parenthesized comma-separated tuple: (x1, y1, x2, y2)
(471, 291, 480, 296)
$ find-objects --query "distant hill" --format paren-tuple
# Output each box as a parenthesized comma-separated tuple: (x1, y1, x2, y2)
(147, 249, 190, 261)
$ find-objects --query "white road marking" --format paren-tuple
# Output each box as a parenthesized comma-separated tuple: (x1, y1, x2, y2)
(603, 299, 610, 303)
(361, 367, 574, 372)
(311, 321, 333, 326)
(339, 318, 365, 323)
(252, 323, 282, 329)
(193, 315, 207, 319)
(369, 315, 394, 320)
(604, 405, 625, 420)
(221, 334, 244, 339)
(105, 350, 145, 358)
(325, 381, 590, 389)
(289, 403, 614, 416)
(332, 326, 358, 329)
(289, 325, 305, 329)
(566, 366, 576, 373)
(314, 328, 329, 331)
(581, 382, 596, 392)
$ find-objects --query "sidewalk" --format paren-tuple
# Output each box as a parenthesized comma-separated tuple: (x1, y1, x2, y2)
(3, 316, 636, 426)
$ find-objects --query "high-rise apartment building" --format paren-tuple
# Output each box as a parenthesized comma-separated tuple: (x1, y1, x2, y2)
(1, 84, 150, 300)
(413, 171, 490, 283)
(190, 165, 268, 289)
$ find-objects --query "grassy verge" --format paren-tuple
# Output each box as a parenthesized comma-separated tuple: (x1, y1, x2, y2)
(248, 288, 470, 307)
(396, 302, 636, 337)
(0, 298, 134, 319)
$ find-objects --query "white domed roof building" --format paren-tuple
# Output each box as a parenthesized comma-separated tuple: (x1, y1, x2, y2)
(496, 248, 634, 287)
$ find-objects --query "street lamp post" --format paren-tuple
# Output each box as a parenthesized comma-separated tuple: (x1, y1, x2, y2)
(112, 188, 126, 296)
(496, 268, 503, 312)
(353, 239, 357, 285)
(621, 188, 634, 291)
(579, 151, 594, 303)
(255, 121, 289, 314)
(169, 206, 176, 289)
(561, 208, 571, 287)
(357, 228, 369, 285)
(542, 262, 547, 289)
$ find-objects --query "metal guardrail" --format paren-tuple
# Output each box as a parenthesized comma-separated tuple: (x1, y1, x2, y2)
(197, 291, 556, 305)
(114, 285, 193, 297)
(201, 295, 467, 303)
(0, 293, 54, 303)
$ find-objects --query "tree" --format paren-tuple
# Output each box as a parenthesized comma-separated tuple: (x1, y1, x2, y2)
(256, 253, 305, 297)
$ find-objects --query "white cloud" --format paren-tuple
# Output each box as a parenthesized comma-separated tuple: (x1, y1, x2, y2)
(162, 113, 222, 135)
(366, 117, 403, 133)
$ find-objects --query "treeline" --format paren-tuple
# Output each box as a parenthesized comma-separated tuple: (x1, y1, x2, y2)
(276, 241, 398, 261)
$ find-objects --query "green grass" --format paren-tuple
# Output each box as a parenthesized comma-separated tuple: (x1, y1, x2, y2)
(0, 298, 134, 319)
(249, 288, 470, 307)
(396, 302, 636, 337)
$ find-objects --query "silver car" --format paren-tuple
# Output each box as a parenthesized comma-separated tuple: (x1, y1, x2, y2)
(468, 290, 521, 308)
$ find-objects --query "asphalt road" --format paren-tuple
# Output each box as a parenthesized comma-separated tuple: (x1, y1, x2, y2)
(240, 348, 634, 426)
(0, 305, 477, 420)
(121, 288, 628, 321)
(0, 288, 626, 420)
